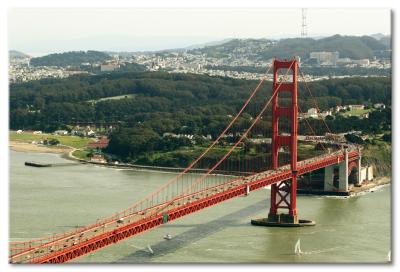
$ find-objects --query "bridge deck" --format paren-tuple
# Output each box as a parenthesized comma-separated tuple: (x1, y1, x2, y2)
(10, 148, 359, 263)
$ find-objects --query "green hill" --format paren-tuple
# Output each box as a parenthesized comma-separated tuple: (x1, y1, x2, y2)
(30, 50, 112, 67)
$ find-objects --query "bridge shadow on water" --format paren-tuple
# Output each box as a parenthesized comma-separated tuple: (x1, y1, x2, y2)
(116, 199, 267, 263)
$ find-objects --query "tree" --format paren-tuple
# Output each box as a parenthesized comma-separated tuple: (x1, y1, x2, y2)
(344, 134, 364, 144)
(48, 138, 60, 145)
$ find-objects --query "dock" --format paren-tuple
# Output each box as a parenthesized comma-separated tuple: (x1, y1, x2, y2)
(24, 161, 79, 168)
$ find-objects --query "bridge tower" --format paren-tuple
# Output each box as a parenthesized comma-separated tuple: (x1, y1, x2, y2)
(269, 59, 299, 224)
(252, 58, 315, 227)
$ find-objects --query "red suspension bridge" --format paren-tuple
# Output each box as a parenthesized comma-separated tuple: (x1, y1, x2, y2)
(9, 59, 361, 263)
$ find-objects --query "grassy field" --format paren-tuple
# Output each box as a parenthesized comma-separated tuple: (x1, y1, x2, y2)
(10, 132, 95, 149)
(72, 149, 91, 160)
(297, 143, 325, 160)
(340, 108, 373, 117)
(87, 94, 135, 103)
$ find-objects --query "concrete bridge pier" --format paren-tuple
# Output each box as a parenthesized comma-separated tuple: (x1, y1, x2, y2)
(323, 149, 362, 193)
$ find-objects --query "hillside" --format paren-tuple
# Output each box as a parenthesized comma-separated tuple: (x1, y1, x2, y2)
(9, 71, 391, 171)
(9, 50, 30, 59)
(30, 50, 112, 67)
(10, 71, 391, 132)
(189, 35, 390, 60)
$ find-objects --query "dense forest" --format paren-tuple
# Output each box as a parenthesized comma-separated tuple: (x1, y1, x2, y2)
(30, 50, 112, 67)
(10, 71, 391, 133)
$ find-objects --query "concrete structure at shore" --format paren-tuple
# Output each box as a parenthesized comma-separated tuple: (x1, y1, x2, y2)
(323, 148, 374, 193)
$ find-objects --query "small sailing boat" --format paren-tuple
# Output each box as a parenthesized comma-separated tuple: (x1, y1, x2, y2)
(387, 250, 391, 262)
(294, 239, 302, 255)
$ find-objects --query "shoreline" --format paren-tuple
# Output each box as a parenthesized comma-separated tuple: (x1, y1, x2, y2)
(9, 140, 73, 154)
(349, 176, 391, 196)
(9, 141, 241, 175)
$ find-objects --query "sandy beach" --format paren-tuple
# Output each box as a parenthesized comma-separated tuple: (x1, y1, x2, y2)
(9, 140, 73, 154)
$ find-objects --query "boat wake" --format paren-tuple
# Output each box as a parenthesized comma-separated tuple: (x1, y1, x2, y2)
(301, 246, 341, 255)
(294, 239, 340, 256)
(129, 244, 154, 255)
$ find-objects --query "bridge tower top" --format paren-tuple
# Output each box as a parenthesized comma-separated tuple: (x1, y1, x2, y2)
(271, 58, 298, 171)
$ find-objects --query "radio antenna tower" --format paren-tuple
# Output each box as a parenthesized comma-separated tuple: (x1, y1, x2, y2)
(301, 8, 307, 38)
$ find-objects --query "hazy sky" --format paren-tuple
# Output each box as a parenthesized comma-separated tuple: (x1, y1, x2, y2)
(8, 8, 391, 55)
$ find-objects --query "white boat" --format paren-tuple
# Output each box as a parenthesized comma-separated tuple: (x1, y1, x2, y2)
(164, 234, 172, 240)
(147, 245, 154, 254)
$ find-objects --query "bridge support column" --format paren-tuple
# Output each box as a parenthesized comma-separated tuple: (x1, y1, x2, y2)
(357, 155, 362, 185)
(323, 148, 353, 193)
(338, 149, 349, 191)
(251, 58, 315, 228)
(324, 165, 335, 191)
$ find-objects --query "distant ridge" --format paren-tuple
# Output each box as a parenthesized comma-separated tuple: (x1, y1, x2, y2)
(30, 50, 112, 67)
(9, 50, 30, 59)
(188, 34, 390, 60)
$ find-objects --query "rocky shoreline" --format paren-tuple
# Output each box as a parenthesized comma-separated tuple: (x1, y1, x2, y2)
(349, 176, 391, 196)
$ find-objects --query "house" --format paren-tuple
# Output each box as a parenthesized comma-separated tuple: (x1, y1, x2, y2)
(83, 126, 96, 137)
(54, 130, 68, 135)
(90, 154, 107, 164)
(86, 130, 96, 137)
(360, 113, 369, 119)
(306, 108, 318, 118)
(348, 105, 365, 110)
(333, 105, 346, 113)
(374, 103, 386, 109)
(320, 110, 332, 118)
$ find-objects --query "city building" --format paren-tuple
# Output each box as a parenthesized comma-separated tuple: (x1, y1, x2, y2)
(309, 51, 339, 66)
(353, 59, 370, 67)
(100, 64, 119, 72)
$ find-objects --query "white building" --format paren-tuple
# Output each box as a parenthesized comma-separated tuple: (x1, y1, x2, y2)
(320, 110, 332, 118)
(306, 108, 319, 118)
(353, 59, 370, 67)
(310, 51, 339, 66)
(374, 103, 386, 109)
(100, 64, 119, 72)
(348, 105, 365, 110)
(54, 130, 68, 135)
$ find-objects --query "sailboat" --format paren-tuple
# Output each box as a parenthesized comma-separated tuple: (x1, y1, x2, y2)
(387, 250, 391, 262)
(294, 239, 303, 255)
